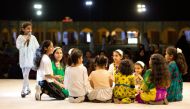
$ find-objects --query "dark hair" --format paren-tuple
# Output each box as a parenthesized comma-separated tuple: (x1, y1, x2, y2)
(118, 59, 134, 76)
(34, 40, 52, 69)
(51, 47, 65, 68)
(135, 63, 146, 76)
(67, 48, 77, 66)
(95, 55, 108, 68)
(150, 54, 170, 88)
(68, 48, 83, 65)
(166, 47, 188, 75)
(20, 22, 32, 35)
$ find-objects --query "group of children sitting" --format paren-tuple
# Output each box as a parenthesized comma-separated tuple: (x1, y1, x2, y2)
(34, 40, 188, 105)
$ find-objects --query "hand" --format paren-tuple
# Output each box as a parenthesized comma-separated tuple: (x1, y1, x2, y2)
(24, 36, 30, 46)
(54, 75, 62, 80)
(59, 83, 65, 88)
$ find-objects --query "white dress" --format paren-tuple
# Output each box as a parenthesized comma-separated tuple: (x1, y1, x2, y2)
(16, 35, 39, 68)
(64, 64, 92, 97)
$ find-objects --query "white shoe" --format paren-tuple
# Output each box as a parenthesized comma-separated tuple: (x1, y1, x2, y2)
(35, 85, 42, 101)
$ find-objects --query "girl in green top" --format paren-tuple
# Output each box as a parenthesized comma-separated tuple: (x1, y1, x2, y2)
(51, 47, 69, 97)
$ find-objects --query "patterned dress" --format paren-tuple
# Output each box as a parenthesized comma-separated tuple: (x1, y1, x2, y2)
(113, 72, 137, 103)
(52, 61, 69, 97)
(136, 69, 167, 103)
(167, 61, 183, 102)
(133, 72, 143, 90)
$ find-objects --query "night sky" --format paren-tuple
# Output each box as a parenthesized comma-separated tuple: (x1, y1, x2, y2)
(0, 0, 190, 21)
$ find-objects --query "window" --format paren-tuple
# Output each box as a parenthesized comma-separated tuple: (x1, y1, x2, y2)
(127, 31, 138, 44)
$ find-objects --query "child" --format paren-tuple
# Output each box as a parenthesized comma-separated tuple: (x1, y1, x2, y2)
(113, 59, 136, 104)
(134, 61, 145, 90)
(165, 47, 188, 102)
(34, 40, 66, 101)
(136, 54, 170, 105)
(108, 49, 123, 87)
(88, 55, 113, 103)
(16, 22, 39, 98)
(51, 47, 69, 97)
(64, 48, 92, 103)
(108, 49, 123, 75)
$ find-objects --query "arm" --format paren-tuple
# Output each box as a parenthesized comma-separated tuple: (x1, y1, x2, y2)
(109, 74, 114, 87)
(64, 67, 68, 89)
(83, 67, 92, 92)
(33, 35, 39, 49)
(45, 74, 64, 88)
(16, 35, 25, 50)
(88, 72, 94, 88)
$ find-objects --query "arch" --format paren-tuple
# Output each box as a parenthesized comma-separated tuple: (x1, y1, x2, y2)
(96, 28, 110, 44)
(64, 28, 77, 32)
(80, 28, 93, 33)
(112, 27, 124, 33)
(162, 27, 178, 45)
(147, 28, 161, 44)
(127, 27, 139, 32)
(1, 28, 9, 33)
(97, 28, 109, 33)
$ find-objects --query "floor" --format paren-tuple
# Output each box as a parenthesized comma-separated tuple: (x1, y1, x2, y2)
(0, 79, 190, 109)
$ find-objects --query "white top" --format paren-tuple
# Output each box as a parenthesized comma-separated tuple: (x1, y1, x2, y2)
(108, 63, 116, 87)
(64, 64, 92, 97)
(108, 63, 115, 75)
(16, 35, 39, 68)
(36, 54, 54, 82)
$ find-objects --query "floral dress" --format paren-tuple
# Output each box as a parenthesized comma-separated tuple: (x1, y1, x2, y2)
(167, 61, 183, 102)
(113, 72, 137, 103)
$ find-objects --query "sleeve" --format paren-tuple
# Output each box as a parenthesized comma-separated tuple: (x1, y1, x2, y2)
(83, 67, 92, 93)
(168, 63, 175, 78)
(43, 56, 53, 76)
(16, 35, 25, 50)
(130, 75, 136, 86)
(64, 67, 69, 89)
(33, 35, 39, 49)
(108, 63, 114, 75)
(88, 71, 93, 81)
(141, 70, 150, 91)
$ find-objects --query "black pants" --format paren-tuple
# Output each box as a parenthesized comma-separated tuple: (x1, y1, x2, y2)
(38, 80, 65, 100)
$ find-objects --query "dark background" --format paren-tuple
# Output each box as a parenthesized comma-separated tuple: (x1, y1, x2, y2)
(0, 0, 190, 21)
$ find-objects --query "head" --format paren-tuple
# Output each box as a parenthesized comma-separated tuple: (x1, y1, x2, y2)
(95, 55, 108, 69)
(70, 48, 83, 65)
(149, 54, 170, 88)
(119, 59, 134, 76)
(52, 47, 63, 62)
(113, 49, 123, 64)
(20, 22, 32, 35)
(34, 40, 53, 69)
(99, 50, 106, 56)
(165, 47, 188, 75)
(165, 47, 177, 62)
(135, 61, 145, 75)
(139, 49, 145, 56)
(41, 40, 54, 55)
(85, 50, 92, 58)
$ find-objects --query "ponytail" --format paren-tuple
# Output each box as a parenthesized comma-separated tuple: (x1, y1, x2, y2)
(33, 47, 43, 69)
(176, 52, 188, 75)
